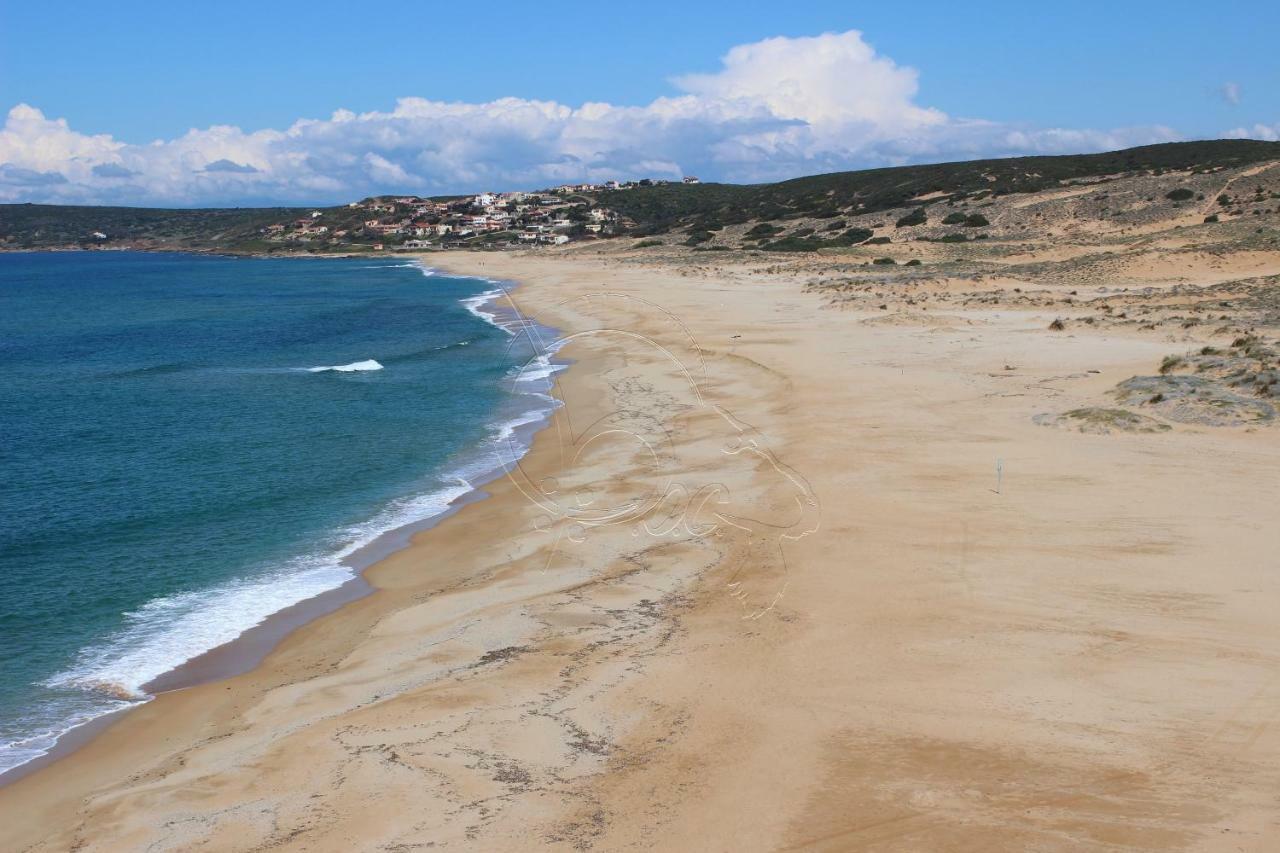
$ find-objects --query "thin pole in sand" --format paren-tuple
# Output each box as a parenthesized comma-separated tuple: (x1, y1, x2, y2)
(994, 458, 1004, 495)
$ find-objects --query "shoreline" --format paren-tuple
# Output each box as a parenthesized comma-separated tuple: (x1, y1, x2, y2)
(0, 258, 567, 786)
(0, 245, 549, 260)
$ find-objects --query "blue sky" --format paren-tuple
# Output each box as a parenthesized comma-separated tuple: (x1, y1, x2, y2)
(2, 0, 1278, 205)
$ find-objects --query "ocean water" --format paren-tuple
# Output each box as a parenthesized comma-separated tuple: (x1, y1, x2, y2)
(0, 251, 561, 775)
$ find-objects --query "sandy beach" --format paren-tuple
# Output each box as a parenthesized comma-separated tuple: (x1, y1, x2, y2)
(2, 240, 1279, 851)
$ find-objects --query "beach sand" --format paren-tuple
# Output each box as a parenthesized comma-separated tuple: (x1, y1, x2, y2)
(2, 245, 1279, 850)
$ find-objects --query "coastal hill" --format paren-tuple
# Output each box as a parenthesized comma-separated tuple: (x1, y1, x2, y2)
(597, 139, 1280, 230)
(2, 139, 1279, 254)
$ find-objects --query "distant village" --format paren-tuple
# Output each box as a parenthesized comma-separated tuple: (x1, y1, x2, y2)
(256, 177, 701, 251)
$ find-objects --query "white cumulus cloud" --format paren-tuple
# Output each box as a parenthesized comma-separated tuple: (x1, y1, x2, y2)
(0, 30, 1187, 206)
(1226, 123, 1279, 142)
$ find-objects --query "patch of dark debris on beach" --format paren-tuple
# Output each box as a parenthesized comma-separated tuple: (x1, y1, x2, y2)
(1036, 336, 1279, 432)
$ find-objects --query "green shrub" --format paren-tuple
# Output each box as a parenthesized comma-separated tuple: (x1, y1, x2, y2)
(835, 227, 874, 245)
(964, 213, 990, 227)
(939, 233, 968, 243)
(942, 212, 968, 225)
(895, 208, 927, 228)
(745, 223, 782, 238)
(905, 259, 922, 266)
(1204, 214, 1219, 223)
(683, 230, 713, 246)
(1165, 188, 1195, 201)
(865, 236, 891, 245)
(759, 226, 875, 251)
(873, 257, 897, 265)
(762, 237, 822, 252)
(634, 239, 663, 248)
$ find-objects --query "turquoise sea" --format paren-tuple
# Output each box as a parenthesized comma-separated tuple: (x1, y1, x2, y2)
(0, 251, 560, 775)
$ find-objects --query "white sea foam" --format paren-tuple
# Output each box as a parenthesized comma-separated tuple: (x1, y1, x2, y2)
(42, 557, 357, 701)
(513, 352, 567, 385)
(0, 695, 145, 775)
(409, 260, 519, 336)
(459, 288, 513, 335)
(16, 474, 481, 773)
(306, 359, 384, 373)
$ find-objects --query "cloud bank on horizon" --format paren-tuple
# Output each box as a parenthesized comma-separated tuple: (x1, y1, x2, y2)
(0, 30, 1238, 207)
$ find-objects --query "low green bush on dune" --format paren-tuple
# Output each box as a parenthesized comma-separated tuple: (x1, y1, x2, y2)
(895, 208, 927, 228)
